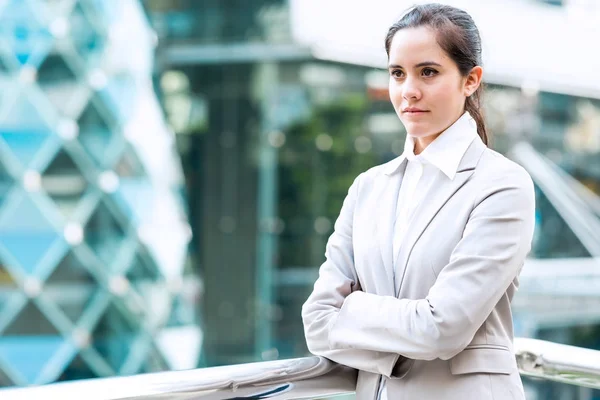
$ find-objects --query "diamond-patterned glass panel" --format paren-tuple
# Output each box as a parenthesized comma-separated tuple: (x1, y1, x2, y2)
(42, 149, 87, 218)
(37, 52, 76, 82)
(115, 179, 154, 224)
(0, 162, 14, 210)
(37, 52, 81, 117)
(45, 252, 96, 324)
(58, 353, 98, 382)
(101, 75, 137, 125)
(0, 0, 54, 68)
(125, 248, 168, 326)
(47, 251, 95, 286)
(0, 93, 53, 168)
(91, 302, 139, 372)
(127, 249, 161, 285)
(0, 194, 62, 275)
(84, 201, 126, 266)
(113, 147, 146, 177)
(0, 0, 197, 388)
(140, 343, 169, 373)
(0, 335, 65, 384)
(69, 3, 106, 64)
(0, 302, 69, 384)
(77, 97, 117, 167)
(2, 301, 59, 336)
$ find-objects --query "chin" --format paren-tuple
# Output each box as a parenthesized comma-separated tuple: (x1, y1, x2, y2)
(403, 123, 433, 138)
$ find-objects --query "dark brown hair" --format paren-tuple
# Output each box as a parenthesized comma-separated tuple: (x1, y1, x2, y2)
(385, 3, 488, 145)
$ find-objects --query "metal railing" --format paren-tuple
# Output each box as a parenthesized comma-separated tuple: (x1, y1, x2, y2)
(510, 142, 600, 257)
(0, 338, 598, 399)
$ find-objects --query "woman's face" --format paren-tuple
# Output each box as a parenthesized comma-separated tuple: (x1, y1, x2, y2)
(387, 26, 480, 148)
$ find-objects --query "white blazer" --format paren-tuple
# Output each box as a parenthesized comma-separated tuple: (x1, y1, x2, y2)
(302, 135, 535, 400)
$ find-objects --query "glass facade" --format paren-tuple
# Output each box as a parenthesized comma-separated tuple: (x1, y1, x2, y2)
(0, 0, 199, 387)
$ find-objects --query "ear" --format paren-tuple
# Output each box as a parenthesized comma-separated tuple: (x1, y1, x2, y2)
(463, 66, 483, 97)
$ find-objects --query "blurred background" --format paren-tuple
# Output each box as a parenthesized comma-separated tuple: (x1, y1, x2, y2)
(0, 0, 598, 399)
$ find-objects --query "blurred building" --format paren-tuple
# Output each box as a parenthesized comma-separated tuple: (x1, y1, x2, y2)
(0, 0, 200, 387)
(145, 0, 600, 398)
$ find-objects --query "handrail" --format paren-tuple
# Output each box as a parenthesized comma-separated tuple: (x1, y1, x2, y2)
(515, 338, 600, 390)
(0, 356, 356, 400)
(0, 338, 598, 399)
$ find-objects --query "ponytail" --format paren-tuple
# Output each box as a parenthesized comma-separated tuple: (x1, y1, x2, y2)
(465, 85, 488, 146)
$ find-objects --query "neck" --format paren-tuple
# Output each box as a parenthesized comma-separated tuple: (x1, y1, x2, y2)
(414, 133, 441, 155)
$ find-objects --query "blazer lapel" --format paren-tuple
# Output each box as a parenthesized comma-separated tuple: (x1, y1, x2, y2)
(394, 138, 486, 297)
(376, 159, 406, 295)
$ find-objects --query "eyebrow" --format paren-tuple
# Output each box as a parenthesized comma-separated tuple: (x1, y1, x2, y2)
(388, 61, 442, 69)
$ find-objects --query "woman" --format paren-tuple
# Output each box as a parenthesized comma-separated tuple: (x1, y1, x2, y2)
(302, 4, 535, 400)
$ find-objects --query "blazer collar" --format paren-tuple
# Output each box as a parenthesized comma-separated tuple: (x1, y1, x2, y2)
(382, 112, 479, 179)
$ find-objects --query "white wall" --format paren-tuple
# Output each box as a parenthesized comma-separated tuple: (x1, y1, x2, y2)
(290, 0, 600, 99)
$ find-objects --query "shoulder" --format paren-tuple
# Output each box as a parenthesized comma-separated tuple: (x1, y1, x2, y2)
(476, 148, 532, 185)
(471, 147, 535, 203)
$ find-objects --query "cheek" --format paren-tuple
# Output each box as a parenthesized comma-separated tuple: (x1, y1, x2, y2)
(388, 86, 403, 112)
(432, 81, 463, 106)
(388, 82, 400, 102)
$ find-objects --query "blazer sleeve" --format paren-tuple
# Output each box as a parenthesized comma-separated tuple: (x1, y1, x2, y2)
(328, 166, 536, 361)
(301, 173, 404, 378)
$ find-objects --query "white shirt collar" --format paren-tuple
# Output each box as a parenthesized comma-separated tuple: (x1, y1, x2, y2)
(384, 111, 478, 180)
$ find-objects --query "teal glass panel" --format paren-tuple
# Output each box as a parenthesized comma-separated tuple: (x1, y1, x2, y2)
(58, 354, 98, 382)
(45, 252, 96, 324)
(0, 93, 54, 167)
(114, 179, 154, 224)
(91, 302, 140, 372)
(0, 195, 62, 274)
(36, 54, 81, 119)
(41, 149, 87, 219)
(37, 53, 77, 82)
(77, 98, 116, 167)
(88, 0, 122, 24)
(0, 336, 68, 384)
(84, 202, 126, 266)
(69, 2, 105, 62)
(0, 93, 52, 130)
(113, 148, 146, 177)
(0, 234, 61, 274)
(127, 249, 160, 283)
(0, 0, 54, 68)
(101, 76, 137, 125)
(0, 131, 50, 167)
(0, 162, 14, 209)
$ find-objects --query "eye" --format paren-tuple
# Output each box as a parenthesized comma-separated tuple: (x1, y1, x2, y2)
(390, 69, 404, 79)
(422, 67, 438, 77)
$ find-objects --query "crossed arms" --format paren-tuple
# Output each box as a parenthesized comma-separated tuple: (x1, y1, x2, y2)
(301, 170, 535, 378)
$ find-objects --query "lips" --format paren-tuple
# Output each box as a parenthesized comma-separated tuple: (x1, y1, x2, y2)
(402, 107, 428, 113)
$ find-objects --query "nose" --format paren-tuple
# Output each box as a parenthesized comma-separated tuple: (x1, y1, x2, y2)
(402, 76, 421, 101)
